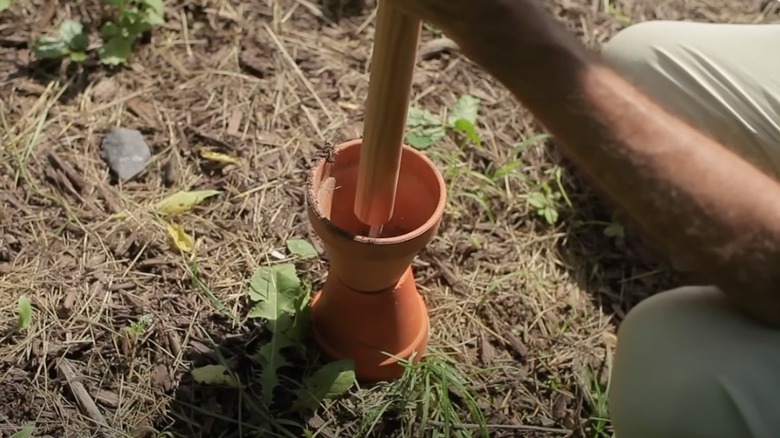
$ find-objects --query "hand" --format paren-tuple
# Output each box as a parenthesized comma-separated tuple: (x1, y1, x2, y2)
(387, 0, 564, 54)
(384, 0, 585, 95)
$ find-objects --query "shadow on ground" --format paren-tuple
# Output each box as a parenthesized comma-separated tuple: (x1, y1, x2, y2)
(160, 329, 306, 437)
(158, 316, 403, 438)
(557, 163, 683, 322)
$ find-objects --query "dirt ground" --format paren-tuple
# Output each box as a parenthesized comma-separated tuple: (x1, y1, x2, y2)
(1, 0, 777, 437)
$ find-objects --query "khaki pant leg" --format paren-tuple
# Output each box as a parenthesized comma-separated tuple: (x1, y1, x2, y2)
(609, 286, 780, 438)
(601, 20, 780, 437)
(601, 21, 780, 179)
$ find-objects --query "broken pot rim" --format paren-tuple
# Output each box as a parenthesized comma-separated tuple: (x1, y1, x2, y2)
(306, 138, 447, 246)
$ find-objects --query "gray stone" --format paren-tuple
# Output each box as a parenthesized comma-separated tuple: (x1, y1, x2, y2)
(101, 127, 151, 181)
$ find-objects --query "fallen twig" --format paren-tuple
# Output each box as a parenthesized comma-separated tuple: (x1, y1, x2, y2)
(58, 359, 115, 438)
(46, 152, 79, 184)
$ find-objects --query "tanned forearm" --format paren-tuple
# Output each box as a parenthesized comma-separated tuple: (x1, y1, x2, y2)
(405, 0, 780, 324)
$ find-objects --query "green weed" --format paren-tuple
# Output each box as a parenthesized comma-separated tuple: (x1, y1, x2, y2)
(356, 353, 488, 438)
(603, 220, 625, 239)
(406, 95, 498, 222)
(32, 0, 164, 65)
(405, 94, 480, 151)
(187, 241, 356, 434)
(602, 0, 632, 25)
(100, 0, 165, 65)
(583, 366, 614, 438)
(125, 313, 154, 338)
(527, 167, 571, 226)
(180, 237, 489, 437)
(406, 97, 572, 225)
(33, 20, 89, 62)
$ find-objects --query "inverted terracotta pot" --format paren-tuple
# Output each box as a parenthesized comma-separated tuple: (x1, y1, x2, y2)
(306, 139, 447, 381)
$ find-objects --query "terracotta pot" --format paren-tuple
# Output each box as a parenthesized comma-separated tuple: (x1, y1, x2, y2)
(306, 139, 447, 381)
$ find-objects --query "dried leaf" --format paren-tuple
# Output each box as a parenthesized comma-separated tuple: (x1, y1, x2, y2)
(17, 295, 31, 331)
(200, 149, 239, 164)
(155, 190, 220, 216)
(166, 222, 194, 253)
(109, 211, 129, 221)
(506, 332, 528, 360)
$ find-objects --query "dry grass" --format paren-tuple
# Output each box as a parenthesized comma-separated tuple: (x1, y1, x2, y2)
(1, 0, 778, 437)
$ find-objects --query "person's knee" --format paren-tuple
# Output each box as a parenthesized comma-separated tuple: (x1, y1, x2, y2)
(608, 287, 697, 437)
(601, 21, 681, 75)
(608, 286, 773, 438)
(602, 21, 780, 177)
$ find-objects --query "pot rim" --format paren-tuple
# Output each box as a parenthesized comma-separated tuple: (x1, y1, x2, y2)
(306, 138, 447, 245)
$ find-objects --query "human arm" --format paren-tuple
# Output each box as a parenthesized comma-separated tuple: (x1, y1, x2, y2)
(392, 0, 780, 324)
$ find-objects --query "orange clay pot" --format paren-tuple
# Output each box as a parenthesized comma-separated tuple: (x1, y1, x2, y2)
(306, 139, 447, 382)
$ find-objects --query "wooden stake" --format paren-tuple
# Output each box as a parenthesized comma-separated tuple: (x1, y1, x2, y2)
(369, 224, 384, 238)
(354, 1, 421, 229)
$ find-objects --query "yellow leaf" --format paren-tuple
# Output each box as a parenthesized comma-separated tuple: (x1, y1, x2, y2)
(109, 212, 129, 221)
(155, 190, 221, 216)
(201, 149, 239, 164)
(166, 223, 194, 253)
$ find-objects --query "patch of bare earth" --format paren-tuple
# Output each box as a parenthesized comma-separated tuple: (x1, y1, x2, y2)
(1, 0, 778, 437)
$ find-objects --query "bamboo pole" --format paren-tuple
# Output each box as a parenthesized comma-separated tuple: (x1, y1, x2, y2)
(353, 0, 421, 237)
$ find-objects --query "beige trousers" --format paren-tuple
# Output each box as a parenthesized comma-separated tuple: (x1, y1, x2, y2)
(601, 21, 780, 438)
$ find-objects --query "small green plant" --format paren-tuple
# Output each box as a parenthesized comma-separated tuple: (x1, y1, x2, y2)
(583, 366, 614, 438)
(125, 313, 153, 337)
(33, 20, 89, 62)
(357, 354, 488, 438)
(527, 167, 571, 225)
(247, 262, 313, 405)
(528, 183, 561, 225)
(405, 107, 446, 150)
(285, 238, 318, 259)
(244, 260, 355, 411)
(100, 0, 165, 65)
(604, 0, 632, 25)
(190, 238, 356, 424)
(32, 0, 164, 65)
(578, 216, 626, 240)
(603, 219, 625, 239)
(405, 94, 481, 150)
(405, 97, 569, 226)
(407, 95, 505, 222)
